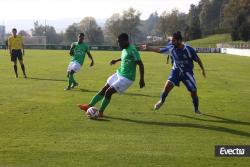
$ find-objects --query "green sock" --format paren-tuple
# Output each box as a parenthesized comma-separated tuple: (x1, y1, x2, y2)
(72, 76, 77, 84)
(68, 74, 75, 87)
(89, 94, 104, 106)
(100, 97, 110, 112)
(72, 79, 77, 85)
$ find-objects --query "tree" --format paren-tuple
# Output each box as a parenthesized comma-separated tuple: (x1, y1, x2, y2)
(79, 17, 104, 45)
(157, 9, 188, 40)
(44, 26, 61, 44)
(64, 17, 104, 44)
(105, 8, 141, 44)
(31, 21, 62, 44)
(145, 12, 159, 36)
(223, 0, 247, 26)
(199, 0, 229, 35)
(224, 0, 250, 41)
(18, 30, 31, 37)
(188, 4, 202, 40)
(177, 12, 188, 32)
(31, 21, 45, 36)
(239, 22, 250, 41)
(157, 11, 170, 40)
(231, 10, 250, 41)
(84, 26, 104, 45)
(136, 12, 160, 43)
(199, 0, 212, 34)
(65, 23, 80, 42)
(156, 10, 188, 40)
(121, 8, 141, 43)
(105, 13, 123, 44)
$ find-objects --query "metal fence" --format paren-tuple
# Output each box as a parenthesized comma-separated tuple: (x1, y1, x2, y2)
(0, 44, 221, 53)
(217, 42, 250, 49)
(0, 44, 122, 51)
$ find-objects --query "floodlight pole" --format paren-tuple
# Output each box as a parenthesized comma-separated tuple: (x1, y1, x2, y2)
(44, 19, 47, 49)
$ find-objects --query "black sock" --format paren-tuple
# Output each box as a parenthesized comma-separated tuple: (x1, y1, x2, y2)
(192, 96, 199, 111)
(14, 65, 18, 77)
(160, 91, 168, 103)
(21, 64, 26, 76)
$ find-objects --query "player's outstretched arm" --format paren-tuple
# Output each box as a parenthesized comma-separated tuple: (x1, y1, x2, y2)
(137, 60, 145, 88)
(87, 51, 94, 67)
(110, 58, 121, 65)
(197, 57, 206, 78)
(140, 44, 161, 53)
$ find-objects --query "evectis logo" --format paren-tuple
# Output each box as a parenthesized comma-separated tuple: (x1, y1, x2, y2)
(215, 145, 250, 157)
(220, 147, 245, 155)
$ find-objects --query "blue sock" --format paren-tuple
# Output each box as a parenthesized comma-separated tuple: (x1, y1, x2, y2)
(192, 96, 199, 111)
(160, 91, 168, 103)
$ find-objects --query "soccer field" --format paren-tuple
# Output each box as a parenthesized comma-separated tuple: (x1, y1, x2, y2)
(0, 50, 249, 167)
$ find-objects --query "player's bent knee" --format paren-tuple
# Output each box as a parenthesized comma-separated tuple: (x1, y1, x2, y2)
(190, 91, 197, 97)
(69, 70, 75, 75)
(104, 88, 116, 98)
(164, 81, 174, 92)
(100, 84, 110, 92)
(104, 90, 112, 98)
(167, 80, 175, 87)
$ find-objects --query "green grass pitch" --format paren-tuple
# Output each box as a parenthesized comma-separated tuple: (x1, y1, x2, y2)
(0, 50, 249, 167)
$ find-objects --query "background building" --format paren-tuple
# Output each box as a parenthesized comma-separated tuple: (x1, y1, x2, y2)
(0, 25, 6, 44)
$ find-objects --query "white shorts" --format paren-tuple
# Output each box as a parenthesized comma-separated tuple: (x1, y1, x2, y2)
(107, 73, 133, 94)
(67, 62, 81, 73)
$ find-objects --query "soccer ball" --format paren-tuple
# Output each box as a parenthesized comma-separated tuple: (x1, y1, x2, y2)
(86, 107, 99, 119)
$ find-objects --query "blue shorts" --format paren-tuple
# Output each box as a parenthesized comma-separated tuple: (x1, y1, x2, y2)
(168, 69, 197, 92)
(11, 50, 23, 62)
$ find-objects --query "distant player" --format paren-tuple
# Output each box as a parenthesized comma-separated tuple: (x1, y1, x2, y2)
(8, 28, 27, 78)
(78, 33, 145, 117)
(65, 33, 94, 90)
(165, 38, 173, 65)
(141, 31, 206, 114)
(5, 40, 8, 50)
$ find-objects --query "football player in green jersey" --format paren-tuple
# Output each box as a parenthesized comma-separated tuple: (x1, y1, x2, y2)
(65, 33, 94, 90)
(78, 33, 145, 117)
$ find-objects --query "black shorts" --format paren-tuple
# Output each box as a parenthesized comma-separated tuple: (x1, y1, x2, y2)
(11, 50, 23, 62)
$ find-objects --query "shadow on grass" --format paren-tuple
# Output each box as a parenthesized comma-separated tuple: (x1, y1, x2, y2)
(105, 116, 250, 138)
(90, 118, 110, 122)
(167, 114, 250, 126)
(28, 77, 67, 82)
(72, 89, 158, 98)
(124, 92, 159, 98)
(72, 88, 98, 93)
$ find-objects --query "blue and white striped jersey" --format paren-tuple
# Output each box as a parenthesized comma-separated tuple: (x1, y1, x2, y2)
(160, 44, 199, 72)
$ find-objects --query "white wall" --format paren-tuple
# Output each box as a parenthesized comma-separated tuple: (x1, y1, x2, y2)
(221, 48, 250, 57)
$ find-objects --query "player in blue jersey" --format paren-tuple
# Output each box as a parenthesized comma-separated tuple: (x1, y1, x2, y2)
(141, 31, 206, 114)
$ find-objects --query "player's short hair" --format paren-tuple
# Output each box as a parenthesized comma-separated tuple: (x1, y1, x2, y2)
(79, 33, 85, 37)
(173, 31, 182, 41)
(12, 28, 17, 32)
(118, 33, 129, 41)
